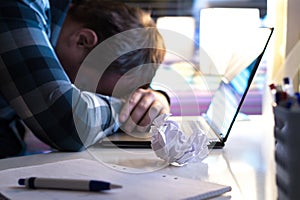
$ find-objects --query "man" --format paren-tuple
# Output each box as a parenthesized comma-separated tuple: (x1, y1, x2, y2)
(0, 0, 169, 158)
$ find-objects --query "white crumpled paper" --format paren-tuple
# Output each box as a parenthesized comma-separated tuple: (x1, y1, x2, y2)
(149, 114, 209, 166)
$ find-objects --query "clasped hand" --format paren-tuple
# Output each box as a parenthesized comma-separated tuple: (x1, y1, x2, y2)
(119, 88, 170, 133)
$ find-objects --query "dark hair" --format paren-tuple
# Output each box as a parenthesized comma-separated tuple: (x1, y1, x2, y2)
(68, 0, 165, 76)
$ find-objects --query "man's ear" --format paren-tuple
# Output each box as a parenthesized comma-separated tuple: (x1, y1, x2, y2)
(77, 28, 98, 49)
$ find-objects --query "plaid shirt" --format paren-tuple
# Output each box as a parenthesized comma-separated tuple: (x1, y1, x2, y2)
(0, 0, 122, 157)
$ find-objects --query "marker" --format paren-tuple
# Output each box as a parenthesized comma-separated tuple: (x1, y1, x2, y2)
(269, 83, 276, 92)
(283, 77, 294, 96)
(269, 83, 277, 103)
(18, 177, 122, 192)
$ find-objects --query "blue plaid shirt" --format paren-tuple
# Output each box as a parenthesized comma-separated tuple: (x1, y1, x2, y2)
(0, 0, 122, 157)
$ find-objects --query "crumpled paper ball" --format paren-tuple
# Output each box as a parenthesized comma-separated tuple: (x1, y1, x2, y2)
(149, 114, 209, 166)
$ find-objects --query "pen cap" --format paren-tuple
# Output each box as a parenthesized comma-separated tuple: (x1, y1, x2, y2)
(18, 179, 25, 185)
(269, 83, 276, 90)
(283, 77, 291, 85)
(283, 77, 294, 96)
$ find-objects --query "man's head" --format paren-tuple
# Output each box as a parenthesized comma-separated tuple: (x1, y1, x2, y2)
(55, 0, 165, 97)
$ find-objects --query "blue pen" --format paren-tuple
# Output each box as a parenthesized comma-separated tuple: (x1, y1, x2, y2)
(283, 77, 294, 96)
(18, 177, 122, 192)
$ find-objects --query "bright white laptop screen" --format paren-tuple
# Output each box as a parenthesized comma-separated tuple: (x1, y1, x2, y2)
(204, 27, 273, 142)
(205, 59, 257, 138)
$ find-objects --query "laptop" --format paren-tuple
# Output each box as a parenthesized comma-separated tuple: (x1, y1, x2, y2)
(100, 27, 274, 149)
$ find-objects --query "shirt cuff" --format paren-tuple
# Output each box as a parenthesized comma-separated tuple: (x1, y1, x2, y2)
(154, 90, 171, 105)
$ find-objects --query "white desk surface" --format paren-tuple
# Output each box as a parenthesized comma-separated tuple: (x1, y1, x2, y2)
(0, 114, 277, 200)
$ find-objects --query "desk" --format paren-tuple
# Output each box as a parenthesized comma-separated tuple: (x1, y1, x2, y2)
(0, 115, 277, 200)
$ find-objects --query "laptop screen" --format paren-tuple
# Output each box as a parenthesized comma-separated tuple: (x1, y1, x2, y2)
(204, 27, 273, 142)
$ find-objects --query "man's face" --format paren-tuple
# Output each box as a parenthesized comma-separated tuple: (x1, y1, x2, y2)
(55, 16, 91, 83)
(75, 65, 151, 98)
(97, 66, 154, 98)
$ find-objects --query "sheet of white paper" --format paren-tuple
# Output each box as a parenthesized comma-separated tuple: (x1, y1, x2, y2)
(150, 114, 209, 166)
(0, 159, 231, 200)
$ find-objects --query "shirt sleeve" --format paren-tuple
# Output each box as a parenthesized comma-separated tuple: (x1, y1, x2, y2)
(0, 1, 122, 151)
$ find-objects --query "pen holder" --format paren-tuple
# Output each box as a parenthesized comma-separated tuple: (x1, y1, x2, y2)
(273, 106, 300, 200)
